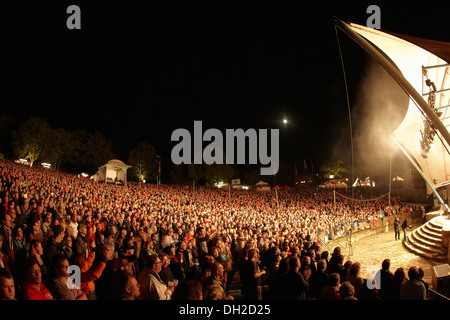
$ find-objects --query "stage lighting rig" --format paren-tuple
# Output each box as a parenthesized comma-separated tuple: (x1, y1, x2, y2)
(419, 77, 442, 159)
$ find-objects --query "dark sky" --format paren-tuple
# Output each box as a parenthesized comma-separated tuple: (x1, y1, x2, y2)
(2, 1, 450, 179)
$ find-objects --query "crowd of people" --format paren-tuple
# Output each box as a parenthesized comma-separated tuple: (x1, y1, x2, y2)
(0, 159, 429, 300)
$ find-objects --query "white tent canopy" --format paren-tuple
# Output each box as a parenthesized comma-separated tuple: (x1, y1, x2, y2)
(93, 159, 132, 186)
(352, 177, 376, 187)
(254, 180, 271, 192)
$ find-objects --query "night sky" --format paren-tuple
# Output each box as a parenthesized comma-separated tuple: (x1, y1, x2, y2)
(2, 1, 450, 181)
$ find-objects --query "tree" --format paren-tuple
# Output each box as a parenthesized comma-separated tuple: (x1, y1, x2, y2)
(203, 162, 235, 186)
(186, 151, 236, 186)
(0, 115, 14, 157)
(66, 130, 115, 173)
(188, 164, 204, 186)
(169, 164, 189, 185)
(40, 128, 73, 170)
(243, 169, 262, 186)
(319, 160, 348, 179)
(84, 131, 115, 170)
(127, 142, 158, 182)
(11, 117, 52, 166)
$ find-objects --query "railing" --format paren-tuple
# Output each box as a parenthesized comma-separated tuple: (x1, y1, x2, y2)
(428, 288, 450, 300)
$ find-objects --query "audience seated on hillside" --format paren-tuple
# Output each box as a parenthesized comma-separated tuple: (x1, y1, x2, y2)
(0, 159, 427, 300)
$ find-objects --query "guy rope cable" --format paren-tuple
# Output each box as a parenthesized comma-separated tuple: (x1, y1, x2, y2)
(335, 25, 355, 200)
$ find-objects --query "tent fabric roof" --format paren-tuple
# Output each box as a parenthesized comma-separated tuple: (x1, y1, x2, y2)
(385, 31, 450, 64)
(341, 21, 450, 194)
(100, 159, 132, 169)
(344, 22, 450, 64)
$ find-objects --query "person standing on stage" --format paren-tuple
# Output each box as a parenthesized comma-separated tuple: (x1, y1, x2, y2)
(394, 218, 401, 241)
(401, 218, 408, 241)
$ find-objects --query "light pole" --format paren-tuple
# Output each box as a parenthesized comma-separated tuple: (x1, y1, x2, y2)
(137, 163, 144, 186)
(157, 155, 161, 187)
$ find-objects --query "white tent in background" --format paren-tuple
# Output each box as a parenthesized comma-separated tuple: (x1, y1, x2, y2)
(336, 20, 450, 207)
(254, 180, 271, 192)
(93, 159, 132, 186)
(352, 177, 375, 187)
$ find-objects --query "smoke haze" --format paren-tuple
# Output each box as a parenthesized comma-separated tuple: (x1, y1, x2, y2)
(332, 58, 413, 187)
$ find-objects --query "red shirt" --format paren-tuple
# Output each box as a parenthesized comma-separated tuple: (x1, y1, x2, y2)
(21, 282, 54, 300)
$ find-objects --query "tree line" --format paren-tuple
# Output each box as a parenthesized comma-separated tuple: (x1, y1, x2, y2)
(3, 116, 349, 187)
(3, 117, 273, 186)
(5, 117, 159, 182)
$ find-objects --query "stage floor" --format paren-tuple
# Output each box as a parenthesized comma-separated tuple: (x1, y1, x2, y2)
(332, 222, 436, 284)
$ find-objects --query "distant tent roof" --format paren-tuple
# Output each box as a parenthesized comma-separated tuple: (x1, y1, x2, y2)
(94, 159, 132, 186)
(103, 159, 132, 169)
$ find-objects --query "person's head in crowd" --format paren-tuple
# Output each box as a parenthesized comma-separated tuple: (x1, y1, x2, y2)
(114, 271, 140, 300)
(30, 199, 37, 210)
(143, 240, 154, 252)
(44, 213, 52, 225)
(393, 267, 406, 283)
(53, 225, 65, 243)
(418, 267, 425, 282)
(0, 268, 15, 300)
(63, 234, 73, 247)
(65, 225, 75, 238)
(23, 259, 43, 286)
(110, 226, 118, 237)
(29, 239, 44, 257)
(1, 212, 12, 229)
(204, 285, 223, 300)
(289, 256, 301, 271)
(159, 253, 171, 269)
(113, 258, 130, 272)
(119, 228, 127, 239)
(382, 259, 390, 271)
(408, 266, 420, 281)
(78, 224, 87, 237)
(343, 260, 353, 270)
(317, 259, 327, 272)
(197, 227, 206, 237)
(52, 254, 71, 279)
(14, 225, 24, 240)
(328, 273, 340, 287)
(148, 254, 163, 274)
(348, 261, 361, 277)
(172, 280, 203, 300)
(332, 247, 342, 257)
(175, 249, 184, 263)
(339, 281, 356, 300)
(211, 262, 224, 279)
(301, 255, 311, 267)
(95, 231, 105, 245)
(247, 248, 259, 261)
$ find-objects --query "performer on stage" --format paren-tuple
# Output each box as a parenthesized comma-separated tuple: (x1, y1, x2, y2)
(394, 218, 401, 241)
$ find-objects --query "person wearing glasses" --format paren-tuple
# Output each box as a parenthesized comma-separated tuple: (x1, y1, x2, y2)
(137, 254, 175, 300)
